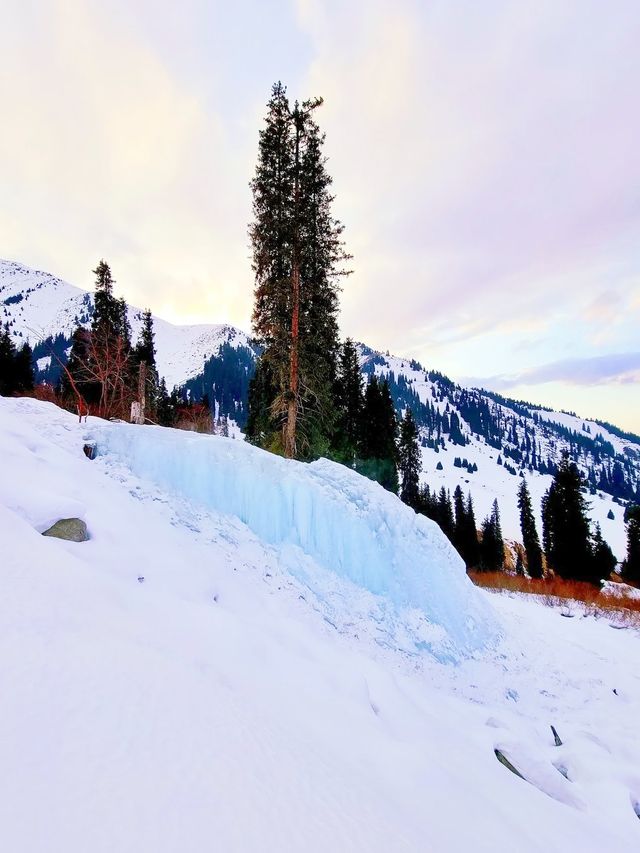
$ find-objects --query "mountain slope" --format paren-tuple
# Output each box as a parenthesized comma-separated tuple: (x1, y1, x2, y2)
(0, 259, 251, 389)
(1, 395, 639, 852)
(360, 347, 639, 559)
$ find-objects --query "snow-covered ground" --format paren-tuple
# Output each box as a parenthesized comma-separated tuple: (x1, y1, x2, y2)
(1, 396, 640, 852)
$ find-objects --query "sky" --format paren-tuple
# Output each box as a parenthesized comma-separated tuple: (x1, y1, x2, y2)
(1, 0, 639, 431)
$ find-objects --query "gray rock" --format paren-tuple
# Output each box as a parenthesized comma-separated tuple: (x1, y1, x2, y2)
(42, 518, 89, 542)
(494, 748, 525, 780)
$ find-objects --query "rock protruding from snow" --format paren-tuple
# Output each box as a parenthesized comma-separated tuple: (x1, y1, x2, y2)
(93, 423, 499, 659)
(42, 518, 89, 542)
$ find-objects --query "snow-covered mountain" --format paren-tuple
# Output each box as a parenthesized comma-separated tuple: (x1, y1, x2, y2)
(0, 259, 251, 389)
(3, 257, 639, 559)
(2, 395, 640, 851)
(360, 347, 639, 561)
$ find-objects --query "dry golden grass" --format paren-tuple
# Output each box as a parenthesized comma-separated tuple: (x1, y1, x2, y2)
(468, 571, 640, 628)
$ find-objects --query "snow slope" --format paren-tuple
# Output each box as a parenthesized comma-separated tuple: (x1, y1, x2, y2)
(2, 396, 640, 852)
(93, 420, 496, 660)
(0, 258, 251, 388)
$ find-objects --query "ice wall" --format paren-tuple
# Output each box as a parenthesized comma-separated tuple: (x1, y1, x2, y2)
(93, 423, 499, 657)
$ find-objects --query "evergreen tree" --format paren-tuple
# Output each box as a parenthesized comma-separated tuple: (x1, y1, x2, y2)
(480, 500, 505, 572)
(115, 297, 131, 349)
(91, 260, 119, 334)
(453, 485, 466, 556)
(398, 408, 421, 509)
(62, 327, 92, 405)
(74, 260, 134, 418)
(542, 455, 594, 582)
(492, 499, 504, 552)
(245, 357, 278, 449)
(133, 310, 156, 368)
(358, 375, 398, 492)
(453, 486, 480, 568)
(517, 479, 543, 578)
(417, 484, 439, 522)
(334, 338, 363, 461)
(437, 487, 455, 540)
(591, 523, 617, 581)
(249, 82, 349, 459)
(0, 324, 17, 395)
(464, 493, 481, 568)
(295, 109, 345, 454)
(132, 309, 158, 416)
(622, 504, 640, 584)
(0, 330, 34, 396)
(541, 486, 556, 559)
(13, 343, 34, 393)
(157, 378, 179, 427)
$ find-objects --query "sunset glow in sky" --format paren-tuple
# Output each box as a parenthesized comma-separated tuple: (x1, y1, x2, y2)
(2, 0, 639, 429)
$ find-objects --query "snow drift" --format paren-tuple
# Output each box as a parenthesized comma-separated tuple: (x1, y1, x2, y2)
(93, 422, 498, 659)
(3, 397, 640, 852)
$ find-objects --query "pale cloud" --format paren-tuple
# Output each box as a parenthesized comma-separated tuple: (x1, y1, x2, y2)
(466, 352, 640, 392)
(0, 0, 254, 325)
(294, 0, 640, 366)
(583, 291, 623, 325)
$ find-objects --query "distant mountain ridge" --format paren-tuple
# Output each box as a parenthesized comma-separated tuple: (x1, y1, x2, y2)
(0, 259, 252, 390)
(2, 257, 637, 558)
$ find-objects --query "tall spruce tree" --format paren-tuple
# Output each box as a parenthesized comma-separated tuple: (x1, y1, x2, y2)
(0, 329, 34, 396)
(480, 499, 505, 572)
(453, 486, 466, 554)
(437, 487, 455, 541)
(518, 478, 543, 578)
(249, 82, 350, 459)
(246, 357, 278, 449)
(542, 455, 594, 583)
(452, 487, 480, 568)
(358, 375, 398, 492)
(65, 260, 134, 419)
(13, 343, 34, 393)
(91, 260, 119, 335)
(334, 338, 363, 461)
(591, 523, 617, 581)
(116, 297, 131, 348)
(622, 504, 640, 584)
(418, 484, 440, 523)
(132, 309, 158, 416)
(464, 493, 481, 568)
(0, 324, 17, 395)
(398, 408, 421, 509)
(62, 327, 92, 406)
(133, 310, 156, 368)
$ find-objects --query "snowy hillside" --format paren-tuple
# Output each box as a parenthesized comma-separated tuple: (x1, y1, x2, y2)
(2, 395, 640, 852)
(0, 259, 252, 389)
(361, 347, 639, 561)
